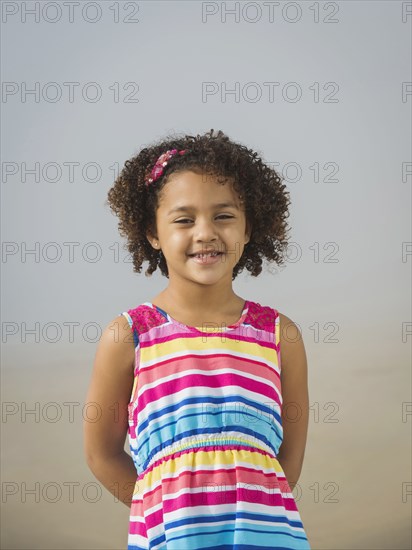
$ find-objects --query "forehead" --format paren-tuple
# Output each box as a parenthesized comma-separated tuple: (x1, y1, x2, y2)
(158, 170, 240, 209)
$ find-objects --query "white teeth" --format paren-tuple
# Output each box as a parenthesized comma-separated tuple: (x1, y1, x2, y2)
(194, 252, 219, 258)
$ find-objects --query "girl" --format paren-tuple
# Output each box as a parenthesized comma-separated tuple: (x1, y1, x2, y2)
(84, 129, 311, 549)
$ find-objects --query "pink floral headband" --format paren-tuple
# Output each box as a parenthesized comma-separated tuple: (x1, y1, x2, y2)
(145, 149, 187, 186)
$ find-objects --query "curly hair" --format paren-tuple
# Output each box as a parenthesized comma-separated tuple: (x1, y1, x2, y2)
(106, 129, 291, 280)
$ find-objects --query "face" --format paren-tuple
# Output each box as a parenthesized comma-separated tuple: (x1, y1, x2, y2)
(146, 170, 251, 288)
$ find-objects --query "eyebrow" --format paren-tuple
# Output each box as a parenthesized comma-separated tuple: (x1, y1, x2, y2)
(167, 202, 239, 215)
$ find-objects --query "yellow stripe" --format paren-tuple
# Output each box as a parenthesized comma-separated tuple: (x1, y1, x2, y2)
(275, 315, 280, 347)
(141, 336, 278, 366)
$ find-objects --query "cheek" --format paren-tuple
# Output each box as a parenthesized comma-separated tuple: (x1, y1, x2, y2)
(228, 224, 246, 238)
(168, 232, 188, 249)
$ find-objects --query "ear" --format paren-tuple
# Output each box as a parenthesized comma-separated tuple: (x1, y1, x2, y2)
(146, 231, 158, 249)
(244, 218, 252, 245)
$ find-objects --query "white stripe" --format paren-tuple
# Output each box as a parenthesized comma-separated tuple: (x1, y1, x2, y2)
(164, 515, 307, 536)
(161, 501, 304, 522)
(127, 532, 149, 549)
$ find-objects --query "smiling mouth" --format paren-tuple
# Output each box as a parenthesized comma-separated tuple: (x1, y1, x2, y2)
(188, 251, 223, 258)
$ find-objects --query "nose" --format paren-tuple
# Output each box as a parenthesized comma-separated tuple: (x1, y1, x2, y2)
(193, 216, 219, 243)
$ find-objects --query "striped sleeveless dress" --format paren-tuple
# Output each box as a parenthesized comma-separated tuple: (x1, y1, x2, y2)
(120, 300, 310, 550)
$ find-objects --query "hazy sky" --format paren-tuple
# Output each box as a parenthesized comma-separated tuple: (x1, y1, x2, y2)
(2, 1, 410, 365)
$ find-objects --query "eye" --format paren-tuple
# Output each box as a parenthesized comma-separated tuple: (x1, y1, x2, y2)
(175, 215, 234, 224)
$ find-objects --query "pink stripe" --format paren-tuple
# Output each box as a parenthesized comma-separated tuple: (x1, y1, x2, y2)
(129, 516, 147, 536)
(140, 352, 280, 386)
(160, 486, 297, 513)
(138, 371, 280, 411)
(140, 478, 297, 526)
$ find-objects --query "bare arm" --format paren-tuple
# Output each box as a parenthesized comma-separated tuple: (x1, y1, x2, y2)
(276, 313, 310, 491)
(83, 315, 137, 508)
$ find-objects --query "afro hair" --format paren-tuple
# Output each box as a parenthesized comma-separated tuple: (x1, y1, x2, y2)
(106, 129, 291, 280)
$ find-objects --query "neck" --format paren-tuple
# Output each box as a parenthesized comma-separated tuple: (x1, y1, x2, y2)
(155, 286, 242, 314)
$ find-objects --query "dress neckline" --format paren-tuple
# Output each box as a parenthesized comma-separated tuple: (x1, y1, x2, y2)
(143, 300, 250, 333)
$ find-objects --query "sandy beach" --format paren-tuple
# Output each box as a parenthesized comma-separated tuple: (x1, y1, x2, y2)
(1, 338, 411, 550)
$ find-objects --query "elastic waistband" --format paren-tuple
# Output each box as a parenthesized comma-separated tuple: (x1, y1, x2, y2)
(141, 432, 277, 474)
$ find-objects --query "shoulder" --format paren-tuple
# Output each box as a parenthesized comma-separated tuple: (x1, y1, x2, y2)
(277, 311, 307, 372)
(96, 314, 136, 372)
(277, 312, 303, 343)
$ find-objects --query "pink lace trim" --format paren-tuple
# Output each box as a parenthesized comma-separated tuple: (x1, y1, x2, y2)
(246, 301, 279, 332)
(127, 305, 167, 337)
